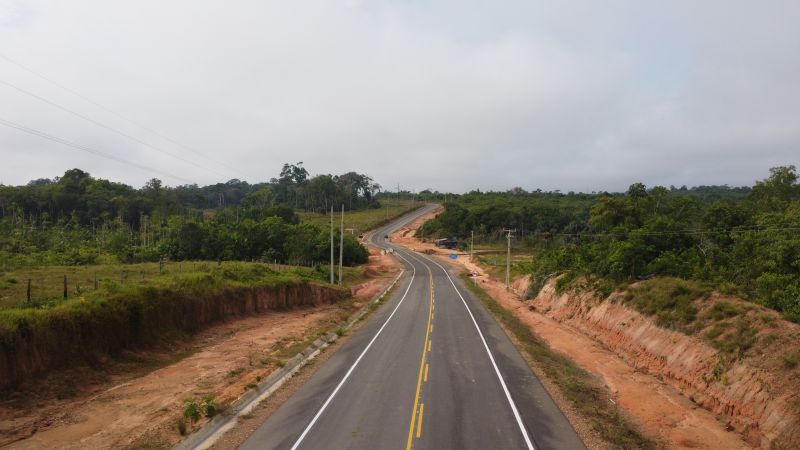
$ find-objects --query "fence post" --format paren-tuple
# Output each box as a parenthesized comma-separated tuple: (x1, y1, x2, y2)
(159, 258, 164, 275)
(94, 272, 98, 290)
(27, 279, 31, 303)
(63, 275, 67, 299)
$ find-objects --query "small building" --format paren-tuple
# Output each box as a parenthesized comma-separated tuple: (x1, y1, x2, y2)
(435, 238, 458, 249)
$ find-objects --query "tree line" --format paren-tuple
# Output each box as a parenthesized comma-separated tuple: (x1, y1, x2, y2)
(422, 166, 800, 322)
(0, 163, 376, 268)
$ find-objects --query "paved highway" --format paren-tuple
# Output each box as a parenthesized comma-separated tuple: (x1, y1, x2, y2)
(239, 205, 585, 450)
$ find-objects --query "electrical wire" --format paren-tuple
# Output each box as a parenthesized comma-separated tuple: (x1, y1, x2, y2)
(0, 52, 248, 179)
(523, 226, 800, 238)
(0, 78, 227, 178)
(0, 116, 194, 184)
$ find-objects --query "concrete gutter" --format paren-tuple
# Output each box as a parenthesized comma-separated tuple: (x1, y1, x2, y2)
(175, 269, 406, 450)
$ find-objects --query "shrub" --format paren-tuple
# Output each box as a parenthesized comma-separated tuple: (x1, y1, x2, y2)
(183, 398, 202, 423)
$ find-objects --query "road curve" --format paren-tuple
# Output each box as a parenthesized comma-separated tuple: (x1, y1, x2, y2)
(238, 205, 585, 450)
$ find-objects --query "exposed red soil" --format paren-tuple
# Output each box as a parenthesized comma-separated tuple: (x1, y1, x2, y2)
(529, 285, 800, 448)
(0, 308, 337, 449)
(0, 249, 402, 449)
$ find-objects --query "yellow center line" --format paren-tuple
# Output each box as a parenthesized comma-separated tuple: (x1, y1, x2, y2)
(406, 266, 434, 449)
(416, 403, 425, 438)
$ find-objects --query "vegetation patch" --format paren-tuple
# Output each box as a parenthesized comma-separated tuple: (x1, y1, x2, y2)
(707, 318, 758, 359)
(461, 274, 654, 449)
(424, 166, 800, 323)
(623, 277, 710, 332)
(0, 265, 347, 389)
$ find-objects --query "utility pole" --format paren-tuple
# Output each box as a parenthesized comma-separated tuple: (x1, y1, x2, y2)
(330, 205, 334, 284)
(504, 228, 516, 290)
(470, 230, 474, 261)
(338, 204, 344, 285)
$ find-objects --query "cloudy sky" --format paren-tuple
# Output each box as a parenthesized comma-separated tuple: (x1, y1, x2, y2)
(1, 1, 798, 192)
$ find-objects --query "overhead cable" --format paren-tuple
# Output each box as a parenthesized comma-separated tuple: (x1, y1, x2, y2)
(0, 116, 194, 184)
(0, 52, 247, 179)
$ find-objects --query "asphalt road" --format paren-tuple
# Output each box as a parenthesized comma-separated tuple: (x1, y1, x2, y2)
(239, 205, 585, 450)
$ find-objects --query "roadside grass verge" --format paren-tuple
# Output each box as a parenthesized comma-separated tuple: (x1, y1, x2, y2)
(460, 274, 655, 449)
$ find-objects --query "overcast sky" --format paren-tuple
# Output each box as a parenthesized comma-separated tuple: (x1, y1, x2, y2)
(1, 1, 798, 192)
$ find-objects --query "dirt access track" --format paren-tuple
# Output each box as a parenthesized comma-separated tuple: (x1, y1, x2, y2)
(0, 248, 401, 449)
(390, 206, 751, 450)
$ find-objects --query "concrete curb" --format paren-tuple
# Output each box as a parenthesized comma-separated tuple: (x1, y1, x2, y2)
(175, 269, 406, 450)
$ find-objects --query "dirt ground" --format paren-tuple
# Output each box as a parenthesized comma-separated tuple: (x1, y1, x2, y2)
(0, 247, 401, 450)
(390, 207, 750, 450)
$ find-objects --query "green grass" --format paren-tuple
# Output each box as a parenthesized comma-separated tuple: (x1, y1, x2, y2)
(460, 274, 654, 449)
(474, 250, 534, 280)
(623, 277, 711, 332)
(0, 261, 353, 388)
(297, 199, 420, 234)
(0, 261, 366, 311)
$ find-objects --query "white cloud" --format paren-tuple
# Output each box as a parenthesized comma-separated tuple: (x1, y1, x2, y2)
(0, 0, 798, 191)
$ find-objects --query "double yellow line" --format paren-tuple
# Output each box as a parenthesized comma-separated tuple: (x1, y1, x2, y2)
(405, 266, 435, 449)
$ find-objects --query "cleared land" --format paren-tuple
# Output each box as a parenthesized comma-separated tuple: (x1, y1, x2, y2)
(296, 198, 418, 233)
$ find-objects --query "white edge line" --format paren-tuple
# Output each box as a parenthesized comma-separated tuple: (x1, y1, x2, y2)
(289, 245, 418, 450)
(195, 269, 406, 450)
(413, 252, 536, 450)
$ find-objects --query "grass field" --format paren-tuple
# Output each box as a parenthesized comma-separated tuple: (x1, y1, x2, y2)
(0, 261, 365, 311)
(471, 243, 535, 279)
(297, 199, 420, 234)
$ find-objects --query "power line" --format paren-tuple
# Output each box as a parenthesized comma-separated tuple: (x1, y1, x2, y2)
(0, 77, 226, 178)
(0, 116, 194, 184)
(526, 226, 800, 238)
(0, 52, 247, 179)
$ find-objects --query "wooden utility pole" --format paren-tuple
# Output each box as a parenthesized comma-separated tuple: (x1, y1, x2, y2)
(26, 279, 31, 303)
(63, 275, 68, 299)
(470, 230, 474, 261)
(338, 204, 344, 285)
(330, 205, 335, 284)
(504, 229, 516, 290)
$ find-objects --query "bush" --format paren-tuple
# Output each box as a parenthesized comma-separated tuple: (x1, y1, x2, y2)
(183, 398, 203, 423)
(183, 396, 217, 423)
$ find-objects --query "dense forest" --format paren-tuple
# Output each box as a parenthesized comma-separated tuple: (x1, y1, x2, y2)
(0, 163, 379, 268)
(422, 166, 800, 322)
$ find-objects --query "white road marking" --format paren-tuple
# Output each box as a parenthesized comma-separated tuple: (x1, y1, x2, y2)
(400, 249, 536, 450)
(289, 213, 431, 450)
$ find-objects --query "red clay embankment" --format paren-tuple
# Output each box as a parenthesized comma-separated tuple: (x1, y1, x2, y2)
(530, 283, 800, 448)
(0, 281, 346, 389)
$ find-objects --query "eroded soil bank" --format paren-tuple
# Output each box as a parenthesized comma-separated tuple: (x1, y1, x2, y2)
(529, 283, 800, 449)
(0, 248, 402, 449)
(390, 207, 797, 449)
